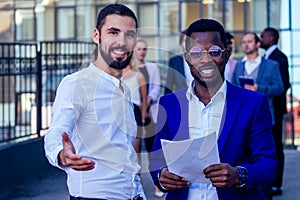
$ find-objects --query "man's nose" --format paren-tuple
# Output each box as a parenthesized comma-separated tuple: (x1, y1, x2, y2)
(116, 33, 127, 46)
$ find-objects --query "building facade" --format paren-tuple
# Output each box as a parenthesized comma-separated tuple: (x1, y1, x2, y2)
(0, 0, 299, 145)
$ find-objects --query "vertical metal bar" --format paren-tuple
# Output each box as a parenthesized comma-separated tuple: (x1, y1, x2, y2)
(36, 45, 42, 137)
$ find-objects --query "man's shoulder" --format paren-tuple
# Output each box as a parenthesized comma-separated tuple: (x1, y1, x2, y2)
(161, 88, 187, 102)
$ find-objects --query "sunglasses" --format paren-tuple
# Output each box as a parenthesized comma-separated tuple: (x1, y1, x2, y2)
(187, 46, 226, 60)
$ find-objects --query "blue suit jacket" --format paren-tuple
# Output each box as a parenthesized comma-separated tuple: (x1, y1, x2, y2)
(164, 55, 187, 94)
(231, 57, 284, 124)
(149, 81, 278, 200)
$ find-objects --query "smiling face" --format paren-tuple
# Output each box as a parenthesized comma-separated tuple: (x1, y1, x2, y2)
(93, 14, 137, 71)
(185, 31, 229, 88)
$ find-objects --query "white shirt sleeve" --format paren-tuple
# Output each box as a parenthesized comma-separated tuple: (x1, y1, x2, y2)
(44, 74, 83, 169)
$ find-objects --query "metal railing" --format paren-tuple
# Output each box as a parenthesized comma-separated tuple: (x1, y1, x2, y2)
(0, 41, 95, 143)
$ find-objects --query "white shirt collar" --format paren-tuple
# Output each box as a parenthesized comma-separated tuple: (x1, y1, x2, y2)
(265, 45, 277, 59)
(186, 80, 227, 104)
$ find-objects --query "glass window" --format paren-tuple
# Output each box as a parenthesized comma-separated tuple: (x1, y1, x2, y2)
(159, 2, 179, 33)
(55, 0, 75, 6)
(15, 9, 35, 41)
(0, 9, 14, 42)
(278, 0, 290, 29)
(248, 0, 267, 31)
(180, 2, 199, 30)
(292, 0, 300, 29)
(202, 1, 222, 23)
(225, 0, 245, 31)
(292, 31, 300, 55)
(138, 3, 158, 36)
(57, 8, 74, 39)
(77, 6, 95, 40)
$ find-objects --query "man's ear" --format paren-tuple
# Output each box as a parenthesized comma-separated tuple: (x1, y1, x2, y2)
(225, 48, 231, 63)
(93, 28, 100, 44)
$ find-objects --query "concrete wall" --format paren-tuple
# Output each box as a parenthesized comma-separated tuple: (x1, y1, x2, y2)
(0, 137, 60, 190)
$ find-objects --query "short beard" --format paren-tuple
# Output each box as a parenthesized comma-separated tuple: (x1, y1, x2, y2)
(99, 45, 132, 70)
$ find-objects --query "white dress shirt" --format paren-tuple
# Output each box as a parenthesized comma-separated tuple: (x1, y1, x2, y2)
(264, 44, 277, 59)
(183, 57, 194, 86)
(242, 55, 262, 75)
(186, 81, 226, 200)
(44, 63, 146, 199)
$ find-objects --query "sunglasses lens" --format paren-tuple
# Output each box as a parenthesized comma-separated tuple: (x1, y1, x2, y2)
(208, 46, 222, 58)
(189, 51, 202, 58)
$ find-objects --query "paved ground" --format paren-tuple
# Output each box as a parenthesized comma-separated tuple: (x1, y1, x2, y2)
(1, 149, 300, 200)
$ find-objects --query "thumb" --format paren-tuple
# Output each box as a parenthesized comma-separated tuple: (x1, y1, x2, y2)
(62, 132, 70, 145)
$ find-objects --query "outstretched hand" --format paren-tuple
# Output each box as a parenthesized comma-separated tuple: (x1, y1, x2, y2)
(58, 132, 95, 171)
(203, 163, 239, 188)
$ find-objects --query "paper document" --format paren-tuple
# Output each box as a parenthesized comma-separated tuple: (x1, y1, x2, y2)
(161, 131, 220, 183)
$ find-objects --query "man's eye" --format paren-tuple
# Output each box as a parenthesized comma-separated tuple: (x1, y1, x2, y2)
(110, 31, 118, 35)
(125, 32, 136, 39)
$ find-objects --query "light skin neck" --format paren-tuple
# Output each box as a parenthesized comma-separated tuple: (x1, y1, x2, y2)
(246, 51, 259, 61)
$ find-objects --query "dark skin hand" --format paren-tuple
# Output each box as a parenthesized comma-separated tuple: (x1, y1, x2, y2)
(58, 132, 95, 171)
(203, 163, 240, 187)
(159, 167, 190, 190)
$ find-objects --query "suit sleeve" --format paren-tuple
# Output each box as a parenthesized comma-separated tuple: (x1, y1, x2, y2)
(257, 62, 284, 96)
(242, 95, 278, 189)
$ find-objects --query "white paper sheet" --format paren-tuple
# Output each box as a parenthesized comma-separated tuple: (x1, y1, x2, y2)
(161, 131, 220, 183)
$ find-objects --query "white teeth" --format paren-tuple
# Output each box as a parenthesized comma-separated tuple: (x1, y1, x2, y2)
(201, 69, 214, 74)
(114, 50, 125, 55)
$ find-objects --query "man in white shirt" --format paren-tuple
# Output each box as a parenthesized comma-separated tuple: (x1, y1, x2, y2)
(44, 4, 145, 200)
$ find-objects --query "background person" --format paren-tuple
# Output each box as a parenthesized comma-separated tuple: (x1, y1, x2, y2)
(231, 32, 284, 126)
(164, 29, 193, 94)
(134, 38, 162, 197)
(260, 27, 291, 196)
(149, 18, 278, 200)
(123, 60, 148, 155)
(44, 4, 146, 200)
(224, 32, 237, 82)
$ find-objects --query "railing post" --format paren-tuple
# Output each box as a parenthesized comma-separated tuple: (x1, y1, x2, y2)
(36, 50, 42, 137)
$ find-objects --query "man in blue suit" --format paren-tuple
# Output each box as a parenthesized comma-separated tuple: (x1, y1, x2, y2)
(231, 32, 284, 126)
(260, 28, 290, 196)
(149, 19, 278, 200)
(164, 29, 193, 94)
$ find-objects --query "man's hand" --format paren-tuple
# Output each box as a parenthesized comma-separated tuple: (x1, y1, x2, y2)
(244, 83, 258, 91)
(203, 163, 239, 188)
(58, 132, 95, 171)
(159, 167, 190, 190)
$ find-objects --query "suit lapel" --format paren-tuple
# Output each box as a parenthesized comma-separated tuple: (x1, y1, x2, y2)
(256, 57, 266, 82)
(218, 82, 242, 154)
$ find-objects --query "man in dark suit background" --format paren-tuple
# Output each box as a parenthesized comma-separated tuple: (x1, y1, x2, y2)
(164, 29, 193, 94)
(260, 27, 291, 196)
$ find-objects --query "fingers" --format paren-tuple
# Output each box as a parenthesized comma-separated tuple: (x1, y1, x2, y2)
(159, 168, 190, 190)
(60, 132, 95, 171)
(203, 163, 238, 188)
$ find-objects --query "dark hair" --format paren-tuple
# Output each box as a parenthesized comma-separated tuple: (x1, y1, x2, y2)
(185, 19, 227, 48)
(226, 32, 234, 40)
(179, 29, 187, 45)
(264, 27, 279, 44)
(244, 32, 260, 43)
(96, 4, 138, 31)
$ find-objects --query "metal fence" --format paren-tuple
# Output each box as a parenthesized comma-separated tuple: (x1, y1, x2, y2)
(0, 41, 95, 143)
(0, 41, 297, 147)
